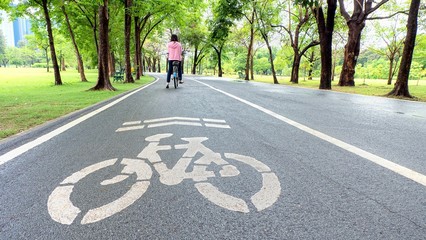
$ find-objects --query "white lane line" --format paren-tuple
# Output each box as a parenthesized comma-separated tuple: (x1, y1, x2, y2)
(147, 121, 202, 128)
(203, 118, 227, 123)
(0, 79, 159, 166)
(204, 123, 231, 129)
(143, 117, 200, 123)
(115, 125, 145, 132)
(195, 80, 426, 187)
(122, 121, 142, 126)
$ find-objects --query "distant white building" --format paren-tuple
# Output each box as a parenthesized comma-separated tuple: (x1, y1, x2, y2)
(0, 10, 32, 47)
(1, 11, 15, 46)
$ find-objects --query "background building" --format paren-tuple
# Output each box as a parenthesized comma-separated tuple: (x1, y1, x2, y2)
(0, 10, 32, 47)
(12, 17, 31, 46)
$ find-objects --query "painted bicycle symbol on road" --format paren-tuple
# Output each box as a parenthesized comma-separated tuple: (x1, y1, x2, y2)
(47, 117, 281, 225)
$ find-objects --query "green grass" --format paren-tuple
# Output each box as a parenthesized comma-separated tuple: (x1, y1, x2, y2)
(228, 74, 426, 102)
(0, 67, 154, 140)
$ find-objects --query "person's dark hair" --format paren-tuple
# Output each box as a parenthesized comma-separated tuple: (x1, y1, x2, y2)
(171, 34, 179, 42)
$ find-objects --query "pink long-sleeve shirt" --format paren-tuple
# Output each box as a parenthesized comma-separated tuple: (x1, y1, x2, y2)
(168, 41, 182, 61)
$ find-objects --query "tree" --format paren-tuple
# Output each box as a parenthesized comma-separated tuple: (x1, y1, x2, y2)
(28, 19, 51, 72)
(304, 47, 320, 80)
(209, 0, 245, 77)
(337, 0, 396, 86)
(2, 48, 11, 67)
(273, 2, 319, 84)
(61, 1, 87, 81)
(179, 2, 209, 75)
(8, 47, 24, 67)
(413, 34, 426, 69)
(123, 0, 134, 83)
(254, 0, 279, 84)
(0, 0, 10, 12)
(37, 0, 63, 85)
(69, 0, 100, 67)
(142, 42, 160, 73)
(387, 0, 421, 98)
(209, 19, 228, 78)
(22, 36, 43, 66)
(133, 6, 154, 79)
(370, 16, 405, 85)
(274, 45, 293, 75)
(90, 0, 115, 91)
(297, 0, 338, 89)
(240, 1, 256, 80)
(133, 0, 171, 79)
(15, 0, 62, 84)
(186, 29, 208, 75)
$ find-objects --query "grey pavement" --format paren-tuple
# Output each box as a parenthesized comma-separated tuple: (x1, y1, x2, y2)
(0, 73, 425, 239)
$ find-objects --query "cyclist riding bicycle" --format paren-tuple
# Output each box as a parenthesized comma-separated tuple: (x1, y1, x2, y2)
(166, 34, 183, 88)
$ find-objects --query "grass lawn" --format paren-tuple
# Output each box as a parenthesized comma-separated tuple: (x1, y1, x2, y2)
(228, 74, 426, 102)
(0, 67, 154, 140)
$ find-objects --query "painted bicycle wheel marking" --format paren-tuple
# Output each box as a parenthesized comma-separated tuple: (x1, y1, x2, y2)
(48, 158, 152, 225)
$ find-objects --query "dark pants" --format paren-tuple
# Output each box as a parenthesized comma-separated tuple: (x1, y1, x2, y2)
(167, 60, 182, 82)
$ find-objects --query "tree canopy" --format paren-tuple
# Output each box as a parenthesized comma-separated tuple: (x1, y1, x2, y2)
(0, 0, 424, 97)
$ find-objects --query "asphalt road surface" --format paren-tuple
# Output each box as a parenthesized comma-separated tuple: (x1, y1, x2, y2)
(1, 73, 425, 239)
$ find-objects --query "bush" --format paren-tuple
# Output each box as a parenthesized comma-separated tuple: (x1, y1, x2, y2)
(32, 63, 53, 68)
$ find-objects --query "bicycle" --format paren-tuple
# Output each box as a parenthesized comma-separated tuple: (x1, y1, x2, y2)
(172, 61, 180, 88)
(47, 133, 281, 225)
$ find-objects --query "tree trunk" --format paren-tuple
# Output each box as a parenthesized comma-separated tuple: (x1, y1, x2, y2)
(124, 0, 134, 83)
(245, 10, 254, 81)
(192, 47, 198, 74)
(250, 51, 254, 80)
(62, 5, 87, 82)
(42, 0, 62, 85)
(314, 0, 337, 90)
(338, 0, 390, 87)
(152, 58, 156, 72)
(388, 0, 420, 98)
(332, 49, 337, 81)
(91, 0, 115, 91)
(290, 54, 302, 84)
(92, 12, 99, 55)
(108, 46, 114, 76)
(139, 16, 163, 76)
(192, 46, 206, 75)
(157, 56, 161, 73)
(45, 47, 49, 72)
(146, 57, 152, 72)
(387, 57, 394, 85)
(61, 56, 66, 71)
(218, 50, 223, 77)
(134, 17, 141, 80)
(265, 41, 278, 84)
(338, 22, 364, 86)
(308, 51, 315, 80)
(181, 55, 185, 74)
(111, 53, 116, 73)
(213, 46, 223, 77)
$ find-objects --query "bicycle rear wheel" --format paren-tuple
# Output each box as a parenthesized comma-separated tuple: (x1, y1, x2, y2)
(173, 76, 178, 88)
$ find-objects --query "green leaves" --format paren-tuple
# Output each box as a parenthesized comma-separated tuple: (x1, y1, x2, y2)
(294, 0, 319, 7)
(210, 0, 248, 42)
(0, 0, 11, 10)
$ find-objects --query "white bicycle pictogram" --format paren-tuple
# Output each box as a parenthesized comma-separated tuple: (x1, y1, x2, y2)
(48, 133, 281, 225)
